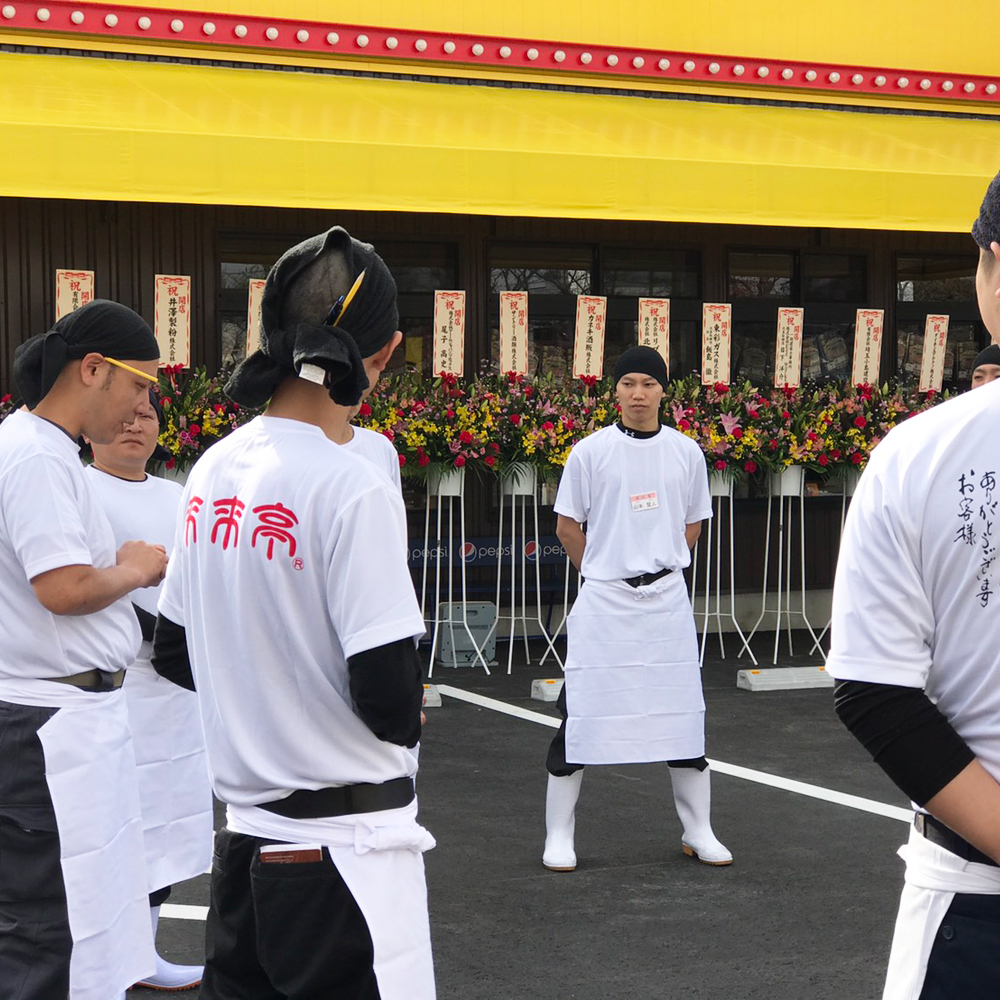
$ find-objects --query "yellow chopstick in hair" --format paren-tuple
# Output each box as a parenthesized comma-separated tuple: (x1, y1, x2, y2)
(104, 357, 160, 383)
(333, 269, 366, 327)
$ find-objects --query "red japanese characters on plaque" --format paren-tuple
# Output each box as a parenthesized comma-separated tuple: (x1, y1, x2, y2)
(499, 291, 528, 375)
(246, 279, 267, 357)
(851, 309, 885, 386)
(154, 274, 192, 369)
(433, 290, 466, 376)
(573, 295, 607, 379)
(918, 314, 950, 393)
(55, 269, 95, 321)
(638, 298, 670, 373)
(774, 307, 805, 388)
(186, 494, 300, 563)
(701, 303, 732, 386)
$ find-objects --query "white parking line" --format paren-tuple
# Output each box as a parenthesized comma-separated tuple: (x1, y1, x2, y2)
(159, 683, 910, 923)
(435, 684, 912, 824)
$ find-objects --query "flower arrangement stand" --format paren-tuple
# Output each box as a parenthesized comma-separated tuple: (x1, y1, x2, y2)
(422, 469, 491, 677)
(538, 553, 581, 669)
(739, 466, 823, 664)
(808, 469, 859, 655)
(690, 473, 756, 665)
(482, 467, 564, 674)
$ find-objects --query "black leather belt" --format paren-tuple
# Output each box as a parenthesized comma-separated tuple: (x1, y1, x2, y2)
(623, 567, 673, 588)
(48, 669, 125, 692)
(259, 777, 415, 819)
(914, 813, 997, 867)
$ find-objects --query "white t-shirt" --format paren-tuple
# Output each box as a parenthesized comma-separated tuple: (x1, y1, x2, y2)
(85, 467, 183, 616)
(827, 379, 1000, 783)
(344, 425, 403, 492)
(554, 424, 713, 581)
(158, 415, 426, 808)
(0, 411, 140, 684)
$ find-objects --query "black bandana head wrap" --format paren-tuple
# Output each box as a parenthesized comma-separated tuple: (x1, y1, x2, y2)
(613, 345, 668, 391)
(225, 227, 399, 408)
(973, 343, 1000, 371)
(973, 169, 1000, 251)
(14, 300, 159, 409)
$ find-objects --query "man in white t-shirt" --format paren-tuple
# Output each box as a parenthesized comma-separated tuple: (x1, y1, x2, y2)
(86, 390, 212, 992)
(0, 301, 168, 999)
(829, 169, 1000, 999)
(152, 227, 434, 999)
(543, 345, 731, 872)
(342, 403, 403, 491)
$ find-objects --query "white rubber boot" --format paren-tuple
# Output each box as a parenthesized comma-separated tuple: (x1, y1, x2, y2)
(669, 765, 733, 866)
(542, 770, 584, 871)
(133, 904, 204, 992)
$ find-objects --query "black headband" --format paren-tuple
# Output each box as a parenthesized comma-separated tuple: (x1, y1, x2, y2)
(225, 227, 399, 409)
(973, 343, 1000, 371)
(613, 346, 668, 391)
(13, 300, 159, 409)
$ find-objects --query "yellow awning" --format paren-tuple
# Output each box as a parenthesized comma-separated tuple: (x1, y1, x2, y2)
(2, 50, 998, 231)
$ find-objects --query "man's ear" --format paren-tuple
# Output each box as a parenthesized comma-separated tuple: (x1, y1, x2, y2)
(370, 331, 403, 375)
(78, 352, 105, 387)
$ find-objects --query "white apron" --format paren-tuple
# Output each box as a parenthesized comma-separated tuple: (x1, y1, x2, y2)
(564, 572, 705, 765)
(124, 645, 214, 892)
(37, 691, 155, 1000)
(228, 801, 437, 1000)
(882, 822, 1000, 1000)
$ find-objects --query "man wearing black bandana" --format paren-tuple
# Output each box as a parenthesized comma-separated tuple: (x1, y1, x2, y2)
(829, 170, 1000, 999)
(152, 228, 435, 999)
(85, 389, 212, 992)
(971, 343, 1000, 388)
(0, 300, 168, 998)
(543, 345, 731, 872)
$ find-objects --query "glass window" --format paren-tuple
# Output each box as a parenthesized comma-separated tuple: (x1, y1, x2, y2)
(897, 255, 976, 302)
(219, 259, 272, 369)
(603, 248, 701, 299)
(489, 245, 594, 379)
(802, 254, 867, 303)
(729, 252, 794, 300)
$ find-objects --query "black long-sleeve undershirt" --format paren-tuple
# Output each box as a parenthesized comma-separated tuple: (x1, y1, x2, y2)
(833, 679, 975, 807)
(151, 614, 423, 747)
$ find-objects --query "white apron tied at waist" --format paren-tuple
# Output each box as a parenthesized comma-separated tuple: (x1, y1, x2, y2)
(564, 573, 705, 766)
(37, 690, 155, 1000)
(882, 822, 1000, 1000)
(125, 647, 214, 892)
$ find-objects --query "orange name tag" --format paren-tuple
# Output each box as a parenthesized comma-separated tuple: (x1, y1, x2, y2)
(259, 844, 323, 864)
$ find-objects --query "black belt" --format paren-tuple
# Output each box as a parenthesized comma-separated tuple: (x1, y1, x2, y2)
(914, 813, 997, 868)
(259, 777, 415, 819)
(48, 669, 125, 692)
(623, 567, 673, 588)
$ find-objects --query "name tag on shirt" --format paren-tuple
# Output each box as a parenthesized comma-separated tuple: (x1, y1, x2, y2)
(630, 491, 659, 512)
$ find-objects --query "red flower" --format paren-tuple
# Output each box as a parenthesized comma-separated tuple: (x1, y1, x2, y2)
(832, 449, 841, 460)
(490, 442, 500, 453)
(563, 417, 575, 430)
(925, 389, 937, 399)
(524, 387, 533, 398)
(454, 455, 467, 468)
(446, 409, 455, 419)
(1, 394, 11, 405)
(678, 419, 691, 431)
(713, 382, 730, 394)
(418, 452, 431, 467)
(506, 372, 523, 383)
(819, 454, 829, 467)
(213, 403, 224, 414)
(807, 431, 818, 442)
(744, 460, 757, 474)
(381, 429, 395, 442)
(541, 421, 554, 431)
(189, 424, 201, 436)
(781, 410, 790, 420)
(359, 402, 372, 417)
(769, 439, 778, 451)
(732, 427, 743, 439)
(165, 458, 176, 470)
(485, 455, 496, 467)
(459, 430, 473, 444)
(398, 454, 406, 467)
(854, 415, 867, 429)
(714, 459, 727, 471)
(850, 452, 863, 465)
(510, 414, 521, 426)
(161, 397, 172, 407)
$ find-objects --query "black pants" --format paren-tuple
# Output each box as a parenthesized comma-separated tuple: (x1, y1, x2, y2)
(545, 685, 707, 776)
(0, 701, 72, 1000)
(918, 892, 1000, 999)
(202, 828, 381, 1000)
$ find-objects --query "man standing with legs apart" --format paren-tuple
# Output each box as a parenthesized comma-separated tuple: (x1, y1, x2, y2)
(829, 169, 1000, 999)
(0, 301, 167, 999)
(86, 390, 213, 992)
(544, 345, 731, 871)
(153, 227, 435, 999)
